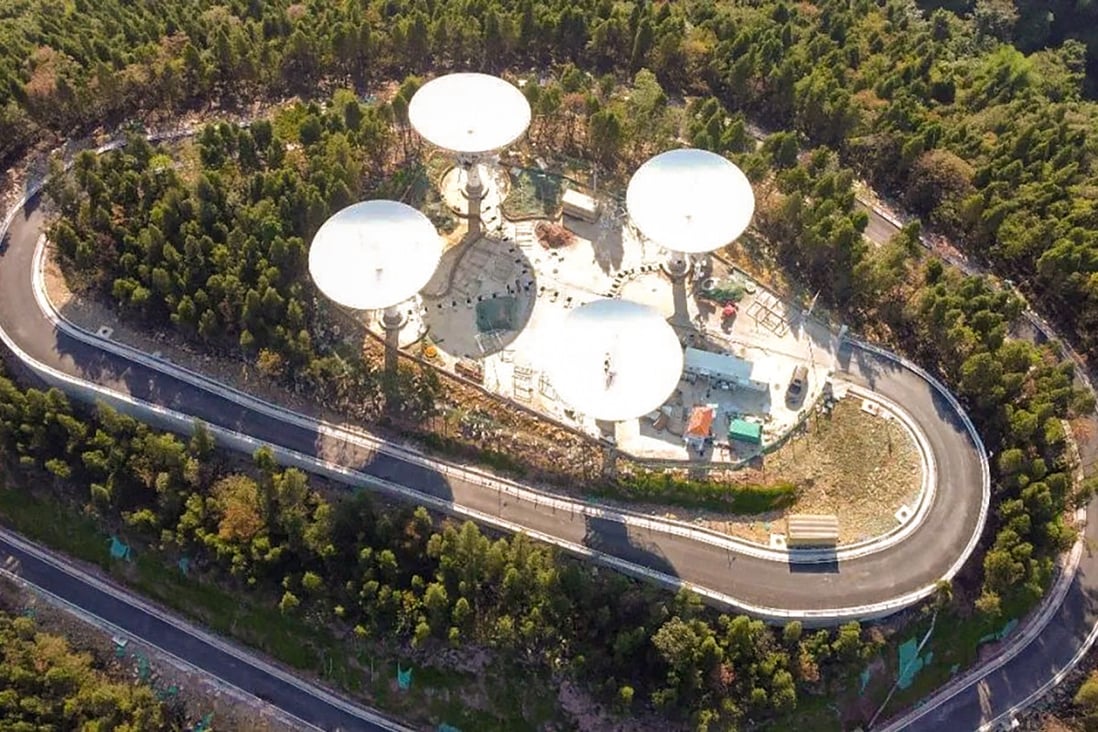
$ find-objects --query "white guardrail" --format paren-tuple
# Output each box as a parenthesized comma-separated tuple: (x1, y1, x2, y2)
(8, 273, 947, 624)
(31, 233, 941, 565)
(847, 339, 992, 601)
(0, 566, 325, 732)
(748, 120, 1088, 727)
(3, 129, 984, 623)
(875, 539, 1085, 731)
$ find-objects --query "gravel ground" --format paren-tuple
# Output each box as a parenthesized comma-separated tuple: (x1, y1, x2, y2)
(628, 397, 924, 545)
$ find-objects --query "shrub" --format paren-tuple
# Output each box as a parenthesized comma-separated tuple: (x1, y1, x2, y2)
(601, 471, 797, 514)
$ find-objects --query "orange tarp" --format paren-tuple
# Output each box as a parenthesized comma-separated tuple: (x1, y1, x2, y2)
(685, 406, 715, 438)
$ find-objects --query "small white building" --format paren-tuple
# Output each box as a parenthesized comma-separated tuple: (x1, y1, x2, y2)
(684, 348, 769, 392)
(562, 188, 600, 223)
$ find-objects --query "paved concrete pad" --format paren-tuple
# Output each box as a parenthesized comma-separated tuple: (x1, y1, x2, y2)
(369, 176, 848, 462)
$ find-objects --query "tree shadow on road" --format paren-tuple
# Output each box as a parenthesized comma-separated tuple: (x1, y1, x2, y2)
(836, 340, 972, 438)
(582, 514, 680, 580)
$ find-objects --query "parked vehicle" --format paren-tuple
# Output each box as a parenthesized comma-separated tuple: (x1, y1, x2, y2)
(786, 365, 808, 404)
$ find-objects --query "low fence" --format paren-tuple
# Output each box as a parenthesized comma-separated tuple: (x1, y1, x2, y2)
(0, 119, 989, 625)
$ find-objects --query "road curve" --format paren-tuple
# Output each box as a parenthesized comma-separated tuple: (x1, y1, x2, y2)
(858, 205, 1098, 730)
(0, 176, 990, 623)
(0, 195, 990, 620)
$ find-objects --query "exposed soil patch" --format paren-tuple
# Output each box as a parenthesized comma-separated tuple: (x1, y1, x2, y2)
(612, 398, 923, 545)
(763, 397, 923, 541)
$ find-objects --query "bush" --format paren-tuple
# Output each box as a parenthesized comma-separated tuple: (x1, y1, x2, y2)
(419, 432, 529, 476)
(601, 471, 797, 514)
(1076, 671, 1098, 713)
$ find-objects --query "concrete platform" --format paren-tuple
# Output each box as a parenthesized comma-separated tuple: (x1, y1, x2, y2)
(439, 162, 509, 232)
(365, 180, 843, 463)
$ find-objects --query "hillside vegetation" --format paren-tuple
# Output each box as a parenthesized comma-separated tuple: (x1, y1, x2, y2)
(0, 370, 884, 729)
(0, 606, 176, 730)
(1, 0, 1097, 726)
(0, 0, 1095, 359)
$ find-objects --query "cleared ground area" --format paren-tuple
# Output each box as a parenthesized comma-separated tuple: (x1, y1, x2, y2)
(634, 396, 924, 545)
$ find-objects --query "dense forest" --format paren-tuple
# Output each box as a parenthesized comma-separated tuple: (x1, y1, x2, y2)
(2, 0, 1097, 359)
(0, 607, 177, 730)
(920, 0, 1098, 95)
(1, 0, 1096, 724)
(50, 84, 1093, 616)
(45, 106, 448, 427)
(0, 370, 884, 728)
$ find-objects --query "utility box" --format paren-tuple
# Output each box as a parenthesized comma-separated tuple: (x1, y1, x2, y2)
(561, 188, 600, 223)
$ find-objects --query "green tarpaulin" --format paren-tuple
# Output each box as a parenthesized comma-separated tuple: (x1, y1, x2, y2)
(475, 296, 519, 333)
(728, 418, 762, 444)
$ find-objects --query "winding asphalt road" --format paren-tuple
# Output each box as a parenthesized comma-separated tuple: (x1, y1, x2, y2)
(0, 198, 988, 617)
(865, 208, 1098, 730)
(0, 126, 1081, 731)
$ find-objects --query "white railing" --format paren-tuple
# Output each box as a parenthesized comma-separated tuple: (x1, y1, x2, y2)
(0, 123, 988, 627)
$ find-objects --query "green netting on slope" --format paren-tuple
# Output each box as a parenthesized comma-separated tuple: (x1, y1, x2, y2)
(109, 536, 132, 561)
(978, 618, 1018, 645)
(134, 652, 151, 681)
(157, 684, 180, 701)
(897, 639, 930, 690)
(397, 664, 413, 690)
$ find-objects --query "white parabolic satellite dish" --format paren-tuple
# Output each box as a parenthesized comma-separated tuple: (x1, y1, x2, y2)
(626, 148, 756, 254)
(408, 73, 532, 155)
(309, 200, 441, 311)
(546, 299, 684, 422)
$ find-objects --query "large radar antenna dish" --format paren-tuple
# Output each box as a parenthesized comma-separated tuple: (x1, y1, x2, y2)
(546, 299, 684, 422)
(408, 73, 532, 155)
(626, 148, 755, 255)
(308, 200, 442, 312)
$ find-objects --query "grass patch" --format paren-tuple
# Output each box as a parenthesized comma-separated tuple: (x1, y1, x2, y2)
(598, 471, 798, 514)
(129, 552, 326, 671)
(0, 485, 111, 567)
(776, 692, 843, 731)
(501, 168, 562, 220)
(863, 593, 1040, 722)
(419, 431, 530, 476)
(0, 483, 326, 671)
